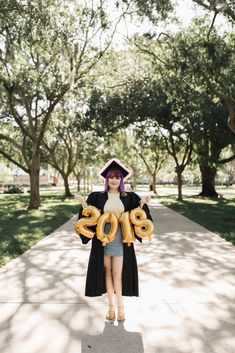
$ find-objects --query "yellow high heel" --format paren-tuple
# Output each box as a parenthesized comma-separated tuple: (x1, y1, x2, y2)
(117, 305, 125, 322)
(106, 305, 116, 321)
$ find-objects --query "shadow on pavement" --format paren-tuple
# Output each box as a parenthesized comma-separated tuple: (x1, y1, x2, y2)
(134, 202, 235, 353)
(0, 205, 235, 353)
(81, 322, 144, 353)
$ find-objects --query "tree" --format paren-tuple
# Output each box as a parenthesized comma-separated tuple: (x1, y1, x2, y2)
(191, 95, 235, 196)
(42, 110, 78, 197)
(0, 0, 127, 208)
(128, 21, 235, 197)
(133, 123, 166, 194)
(84, 42, 197, 199)
(132, 11, 235, 134)
(178, 21, 235, 134)
(43, 102, 104, 196)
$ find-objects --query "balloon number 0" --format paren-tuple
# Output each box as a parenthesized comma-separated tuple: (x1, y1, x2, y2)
(97, 212, 119, 246)
(75, 206, 154, 246)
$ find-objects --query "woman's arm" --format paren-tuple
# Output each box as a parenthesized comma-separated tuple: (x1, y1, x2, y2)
(76, 192, 98, 244)
(131, 191, 153, 221)
(74, 194, 88, 209)
(139, 194, 151, 209)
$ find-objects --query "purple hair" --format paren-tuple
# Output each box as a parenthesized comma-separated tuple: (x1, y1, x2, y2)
(104, 170, 125, 192)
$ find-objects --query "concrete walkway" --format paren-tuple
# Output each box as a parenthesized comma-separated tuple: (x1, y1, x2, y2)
(0, 200, 234, 353)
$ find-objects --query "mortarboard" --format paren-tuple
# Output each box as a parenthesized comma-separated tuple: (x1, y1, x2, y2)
(99, 158, 132, 179)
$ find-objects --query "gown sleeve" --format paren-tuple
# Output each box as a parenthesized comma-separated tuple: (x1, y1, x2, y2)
(77, 192, 99, 244)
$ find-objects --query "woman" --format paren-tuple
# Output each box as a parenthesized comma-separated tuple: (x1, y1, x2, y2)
(75, 159, 153, 322)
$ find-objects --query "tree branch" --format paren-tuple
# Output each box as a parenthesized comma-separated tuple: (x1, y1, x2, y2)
(218, 154, 235, 164)
(207, 11, 218, 39)
(20, 91, 36, 140)
(192, 0, 235, 21)
(227, 102, 235, 134)
(133, 41, 168, 66)
(0, 148, 29, 173)
(139, 151, 153, 175)
(192, 0, 211, 11)
(0, 133, 23, 151)
(3, 82, 34, 139)
(200, 72, 235, 133)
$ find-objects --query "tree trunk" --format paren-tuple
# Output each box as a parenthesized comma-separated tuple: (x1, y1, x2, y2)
(28, 154, 41, 209)
(151, 173, 157, 194)
(199, 164, 218, 197)
(175, 166, 183, 201)
(176, 171, 183, 201)
(62, 174, 72, 197)
(132, 174, 138, 191)
(86, 170, 90, 193)
(83, 171, 86, 193)
(76, 175, 81, 191)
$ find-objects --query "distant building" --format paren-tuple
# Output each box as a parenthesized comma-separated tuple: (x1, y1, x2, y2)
(1, 165, 50, 186)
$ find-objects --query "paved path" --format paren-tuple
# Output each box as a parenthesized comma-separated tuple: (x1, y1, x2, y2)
(0, 201, 234, 353)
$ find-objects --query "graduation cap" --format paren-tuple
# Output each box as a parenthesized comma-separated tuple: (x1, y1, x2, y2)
(99, 158, 132, 179)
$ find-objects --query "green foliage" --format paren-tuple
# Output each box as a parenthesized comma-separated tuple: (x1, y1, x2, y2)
(0, 0, 112, 108)
(122, 0, 174, 22)
(85, 76, 176, 135)
(128, 0, 235, 25)
(0, 0, 120, 207)
(192, 0, 235, 23)
(42, 99, 104, 182)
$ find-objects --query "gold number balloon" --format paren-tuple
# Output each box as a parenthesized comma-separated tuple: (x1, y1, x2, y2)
(130, 207, 154, 240)
(75, 205, 101, 238)
(96, 212, 119, 246)
(119, 211, 135, 246)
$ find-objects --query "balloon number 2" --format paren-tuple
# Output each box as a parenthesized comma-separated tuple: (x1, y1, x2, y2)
(75, 206, 154, 246)
(75, 206, 101, 239)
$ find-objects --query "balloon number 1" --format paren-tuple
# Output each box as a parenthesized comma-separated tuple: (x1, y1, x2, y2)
(119, 211, 135, 246)
(75, 206, 154, 246)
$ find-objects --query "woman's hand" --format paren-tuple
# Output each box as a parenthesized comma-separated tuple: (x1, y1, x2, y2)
(74, 194, 88, 208)
(139, 195, 151, 209)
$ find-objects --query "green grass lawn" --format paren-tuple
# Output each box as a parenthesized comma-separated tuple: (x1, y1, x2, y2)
(0, 192, 81, 267)
(159, 195, 235, 245)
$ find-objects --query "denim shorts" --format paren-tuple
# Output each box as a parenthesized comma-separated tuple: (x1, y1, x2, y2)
(103, 224, 123, 257)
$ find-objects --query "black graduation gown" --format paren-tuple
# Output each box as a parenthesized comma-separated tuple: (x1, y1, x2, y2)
(77, 191, 153, 297)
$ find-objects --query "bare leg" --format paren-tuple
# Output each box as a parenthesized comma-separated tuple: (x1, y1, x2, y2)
(112, 256, 125, 321)
(104, 255, 115, 305)
(112, 256, 124, 308)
